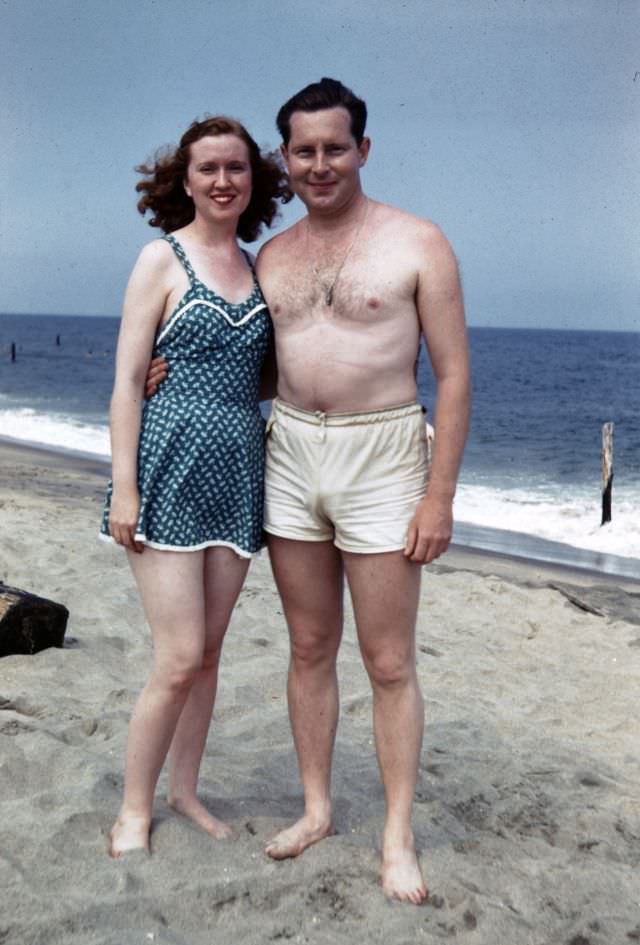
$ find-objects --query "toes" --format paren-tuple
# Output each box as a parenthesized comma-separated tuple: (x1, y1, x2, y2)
(265, 842, 288, 860)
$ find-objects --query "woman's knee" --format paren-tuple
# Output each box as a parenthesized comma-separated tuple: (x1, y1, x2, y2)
(153, 653, 202, 694)
(363, 647, 414, 689)
(290, 624, 341, 670)
(200, 640, 223, 673)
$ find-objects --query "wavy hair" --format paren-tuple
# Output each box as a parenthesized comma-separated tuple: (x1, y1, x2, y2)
(135, 116, 292, 242)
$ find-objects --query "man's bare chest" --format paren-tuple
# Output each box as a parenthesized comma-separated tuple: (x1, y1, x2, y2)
(263, 252, 416, 327)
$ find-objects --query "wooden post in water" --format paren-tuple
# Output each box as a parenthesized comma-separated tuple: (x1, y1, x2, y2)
(601, 422, 614, 525)
(10, 342, 16, 362)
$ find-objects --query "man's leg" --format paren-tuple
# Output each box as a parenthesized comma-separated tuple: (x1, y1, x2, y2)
(265, 535, 344, 858)
(343, 550, 427, 904)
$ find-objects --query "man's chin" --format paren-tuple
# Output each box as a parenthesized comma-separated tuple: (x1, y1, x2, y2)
(301, 191, 343, 213)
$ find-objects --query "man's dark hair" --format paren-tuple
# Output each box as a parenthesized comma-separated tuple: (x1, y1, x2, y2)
(276, 77, 367, 147)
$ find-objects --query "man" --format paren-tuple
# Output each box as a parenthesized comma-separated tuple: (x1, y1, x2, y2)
(150, 78, 470, 903)
(258, 77, 469, 905)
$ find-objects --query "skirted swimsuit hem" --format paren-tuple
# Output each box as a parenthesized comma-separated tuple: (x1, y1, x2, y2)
(98, 531, 259, 558)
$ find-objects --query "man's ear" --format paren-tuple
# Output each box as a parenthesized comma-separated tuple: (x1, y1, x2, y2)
(280, 143, 290, 169)
(358, 136, 371, 168)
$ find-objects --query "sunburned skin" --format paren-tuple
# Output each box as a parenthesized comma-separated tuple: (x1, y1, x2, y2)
(258, 200, 432, 414)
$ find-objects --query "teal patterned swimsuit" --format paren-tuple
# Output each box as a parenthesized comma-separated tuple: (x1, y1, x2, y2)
(100, 234, 270, 556)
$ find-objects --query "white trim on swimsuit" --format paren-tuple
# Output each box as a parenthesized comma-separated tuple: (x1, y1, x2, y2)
(98, 531, 258, 559)
(157, 298, 268, 344)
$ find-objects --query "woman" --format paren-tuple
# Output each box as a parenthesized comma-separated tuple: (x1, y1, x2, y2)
(100, 117, 289, 857)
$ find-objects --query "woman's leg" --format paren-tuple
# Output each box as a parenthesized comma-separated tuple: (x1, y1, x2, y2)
(167, 546, 250, 837)
(109, 548, 206, 857)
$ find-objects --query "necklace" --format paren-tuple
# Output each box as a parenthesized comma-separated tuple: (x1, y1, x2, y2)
(308, 198, 369, 306)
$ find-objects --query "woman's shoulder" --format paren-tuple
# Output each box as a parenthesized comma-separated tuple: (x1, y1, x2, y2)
(125, 238, 179, 298)
(134, 236, 175, 272)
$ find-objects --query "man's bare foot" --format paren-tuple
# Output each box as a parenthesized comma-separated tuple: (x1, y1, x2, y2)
(265, 814, 333, 860)
(109, 815, 150, 858)
(168, 794, 232, 839)
(381, 833, 428, 904)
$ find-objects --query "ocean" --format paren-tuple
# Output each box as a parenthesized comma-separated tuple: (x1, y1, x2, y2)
(1, 313, 639, 578)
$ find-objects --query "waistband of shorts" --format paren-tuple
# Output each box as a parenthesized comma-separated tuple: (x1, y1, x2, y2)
(272, 397, 424, 427)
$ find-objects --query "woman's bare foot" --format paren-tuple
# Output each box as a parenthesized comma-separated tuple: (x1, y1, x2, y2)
(381, 830, 428, 904)
(168, 794, 232, 839)
(265, 813, 333, 860)
(109, 815, 151, 858)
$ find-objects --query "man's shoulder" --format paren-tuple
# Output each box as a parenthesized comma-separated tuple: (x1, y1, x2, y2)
(374, 201, 447, 243)
(371, 202, 454, 266)
(258, 219, 303, 262)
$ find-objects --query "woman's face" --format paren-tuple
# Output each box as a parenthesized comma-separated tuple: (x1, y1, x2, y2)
(184, 134, 252, 226)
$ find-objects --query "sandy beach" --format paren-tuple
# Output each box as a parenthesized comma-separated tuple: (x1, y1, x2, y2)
(1, 440, 639, 945)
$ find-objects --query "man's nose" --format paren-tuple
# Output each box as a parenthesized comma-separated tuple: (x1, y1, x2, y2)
(311, 151, 329, 174)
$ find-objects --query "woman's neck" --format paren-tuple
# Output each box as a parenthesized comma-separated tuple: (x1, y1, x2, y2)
(184, 216, 241, 251)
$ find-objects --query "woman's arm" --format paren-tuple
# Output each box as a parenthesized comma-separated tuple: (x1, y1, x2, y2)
(108, 240, 171, 551)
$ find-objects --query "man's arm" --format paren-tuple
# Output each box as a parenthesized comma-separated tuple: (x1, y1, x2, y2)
(145, 356, 168, 397)
(404, 224, 471, 564)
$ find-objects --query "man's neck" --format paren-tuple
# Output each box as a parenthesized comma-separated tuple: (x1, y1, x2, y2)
(304, 190, 369, 238)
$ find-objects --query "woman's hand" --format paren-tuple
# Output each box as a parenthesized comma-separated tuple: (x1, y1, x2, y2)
(109, 487, 144, 553)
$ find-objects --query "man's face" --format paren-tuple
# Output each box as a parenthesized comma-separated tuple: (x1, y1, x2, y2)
(282, 107, 369, 214)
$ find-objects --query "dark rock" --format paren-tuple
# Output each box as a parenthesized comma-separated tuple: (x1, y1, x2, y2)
(0, 583, 68, 656)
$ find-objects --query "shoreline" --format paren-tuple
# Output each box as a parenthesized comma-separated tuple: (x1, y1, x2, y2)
(2, 435, 637, 584)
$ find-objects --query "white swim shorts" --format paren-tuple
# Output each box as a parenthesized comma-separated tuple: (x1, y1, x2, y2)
(264, 398, 430, 554)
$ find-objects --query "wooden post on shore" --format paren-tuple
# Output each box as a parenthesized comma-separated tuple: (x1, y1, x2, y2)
(601, 422, 614, 525)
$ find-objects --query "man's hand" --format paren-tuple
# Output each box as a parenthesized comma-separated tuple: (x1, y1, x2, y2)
(404, 494, 453, 564)
(109, 487, 144, 553)
(145, 356, 168, 398)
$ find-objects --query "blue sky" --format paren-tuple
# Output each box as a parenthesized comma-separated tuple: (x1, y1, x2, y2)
(1, 0, 638, 330)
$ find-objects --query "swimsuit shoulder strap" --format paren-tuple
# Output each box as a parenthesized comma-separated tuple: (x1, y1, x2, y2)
(163, 234, 197, 284)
